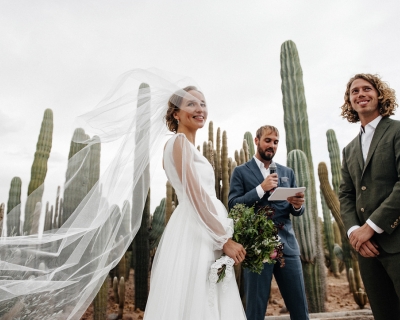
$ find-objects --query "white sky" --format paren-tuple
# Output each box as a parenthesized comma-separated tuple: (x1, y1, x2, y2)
(1, 0, 400, 215)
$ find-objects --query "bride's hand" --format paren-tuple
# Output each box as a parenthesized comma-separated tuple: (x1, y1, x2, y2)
(223, 239, 246, 265)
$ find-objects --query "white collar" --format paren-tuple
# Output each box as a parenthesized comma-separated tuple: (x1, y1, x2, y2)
(253, 156, 274, 170)
(360, 115, 382, 134)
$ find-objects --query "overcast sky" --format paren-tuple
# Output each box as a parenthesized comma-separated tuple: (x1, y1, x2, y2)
(1, 0, 400, 215)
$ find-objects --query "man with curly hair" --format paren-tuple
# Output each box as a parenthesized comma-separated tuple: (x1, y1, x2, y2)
(339, 73, 400, 319)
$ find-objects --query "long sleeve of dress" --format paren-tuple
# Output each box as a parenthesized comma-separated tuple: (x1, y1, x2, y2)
(167, 134, 232, 250)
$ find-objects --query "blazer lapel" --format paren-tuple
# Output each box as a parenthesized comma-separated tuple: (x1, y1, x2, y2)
(363, 117, 391, 176)
(247, 158, 265, 185)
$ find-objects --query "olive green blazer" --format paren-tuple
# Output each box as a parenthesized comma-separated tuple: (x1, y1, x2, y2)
(339, 116, 400, 253)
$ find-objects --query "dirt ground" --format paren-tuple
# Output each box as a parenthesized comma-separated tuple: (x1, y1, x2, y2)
(80, 268, 370, 319)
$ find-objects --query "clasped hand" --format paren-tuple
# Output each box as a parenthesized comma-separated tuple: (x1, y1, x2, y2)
(349, 224, 379, 258)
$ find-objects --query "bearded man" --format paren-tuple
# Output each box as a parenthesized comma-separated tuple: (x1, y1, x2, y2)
(229, 125, 309, 320)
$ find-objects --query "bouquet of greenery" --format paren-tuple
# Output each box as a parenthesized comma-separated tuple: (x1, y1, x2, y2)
(209, 204, 284, 284)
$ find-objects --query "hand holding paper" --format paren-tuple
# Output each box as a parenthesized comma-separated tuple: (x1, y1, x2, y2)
(267, 187, 306, 201)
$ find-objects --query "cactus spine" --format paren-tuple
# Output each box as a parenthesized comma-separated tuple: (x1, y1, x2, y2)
(24, 109, 53, 235)
(287, 150, 326, 312)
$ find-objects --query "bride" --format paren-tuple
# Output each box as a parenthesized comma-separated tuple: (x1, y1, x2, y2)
(143, 86, 247, 319)
(0, 69, 246, 320)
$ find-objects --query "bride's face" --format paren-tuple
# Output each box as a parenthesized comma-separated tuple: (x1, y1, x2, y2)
(175, 90, 208, 130)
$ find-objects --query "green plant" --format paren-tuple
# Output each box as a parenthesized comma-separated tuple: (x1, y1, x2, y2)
(244, 132, 255, 158)
(6, 177, 22, 236)
(281, 39, 325, 312)
(287, 150, 325, 312)
(24, 109, 53, 235)
(349, 268, 368, 309)
(320, 190, 340, 277)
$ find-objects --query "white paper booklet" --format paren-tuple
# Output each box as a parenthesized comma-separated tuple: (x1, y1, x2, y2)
(267, 187, 306, 201)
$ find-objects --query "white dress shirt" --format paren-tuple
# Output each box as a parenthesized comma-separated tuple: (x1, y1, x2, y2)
(348, 115, 384, 236)
(253, 156, 302, 211)
(254, 156, 272, 198)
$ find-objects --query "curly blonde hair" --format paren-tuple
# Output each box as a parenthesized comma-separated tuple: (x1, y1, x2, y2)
(341, 73, 397, 123)
(165, 86, 202, 133)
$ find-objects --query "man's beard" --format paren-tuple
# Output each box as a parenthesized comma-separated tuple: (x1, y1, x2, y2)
(257, 144, 275, 161)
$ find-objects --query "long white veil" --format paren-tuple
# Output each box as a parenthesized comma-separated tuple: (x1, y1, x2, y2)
(0, 68, 198, 320)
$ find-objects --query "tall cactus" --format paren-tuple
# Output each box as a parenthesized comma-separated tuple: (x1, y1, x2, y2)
(287, 150, 326, 312)
(280, 40, 319, 224)
(24, 109, 53, 235)
(62, 128, 90, 225)
(133, 83, 151, 311)
(7, 177, 22, 236)
(281, 42, 325, 312)
(165, 181, 174, 224)
(27, 109, 53, 196)
(0, 203, 4, 236)
(221, 131, 229, 209)
(320, 190, 340, 277)
(325, 129, 360, 278)
(215, 127, 221, 197)
(149, 198, 166, 250)
(326, 129, 341, 195)
(318, 162, 363, 294)
(244, 132, 255, 158)
(53, 186, 61, 229)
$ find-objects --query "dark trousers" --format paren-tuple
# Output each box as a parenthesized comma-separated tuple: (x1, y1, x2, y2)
(244, 255, 309, 320)
(358, 250, 400, 320)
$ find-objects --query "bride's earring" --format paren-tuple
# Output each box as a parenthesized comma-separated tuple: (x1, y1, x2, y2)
(176, 119, 179, 125)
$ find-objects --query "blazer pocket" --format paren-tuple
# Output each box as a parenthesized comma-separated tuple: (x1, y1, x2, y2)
(279, 177, 290, 187)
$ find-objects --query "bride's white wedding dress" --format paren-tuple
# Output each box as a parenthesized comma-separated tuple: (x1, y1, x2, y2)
(144, 133, 246, 320)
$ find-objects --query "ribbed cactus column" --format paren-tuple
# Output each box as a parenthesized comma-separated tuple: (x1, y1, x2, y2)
(24, 108, 53, 235)
(215, 127, 221, 197)
(280, 40, 318, 221)
(149, 198, 166, 250)
(62, 128, 90, 225)
(221, 131, 229, 209)
(27, 109, 53, 196)
(326, 129, 341, 195)
(244, 131, 255, 158)
(287, 150, 326, 312)
(7, 176, 22, 236)
(320, 190, 340, 277)
(318, 162, 363, 294)
(133, 83, 151, 311)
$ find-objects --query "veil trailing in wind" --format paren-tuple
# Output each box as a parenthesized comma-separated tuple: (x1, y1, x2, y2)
(0, 68, 200, 320)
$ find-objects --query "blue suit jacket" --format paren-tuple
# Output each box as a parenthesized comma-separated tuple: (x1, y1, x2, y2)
(228, 158, 304, 256)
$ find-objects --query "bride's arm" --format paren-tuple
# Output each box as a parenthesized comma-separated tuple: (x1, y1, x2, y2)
(173, 135, 226, 238)
(172, 135, 246, 260)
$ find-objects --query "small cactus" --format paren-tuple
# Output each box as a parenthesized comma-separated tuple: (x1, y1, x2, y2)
(349, 268, 368, 308)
